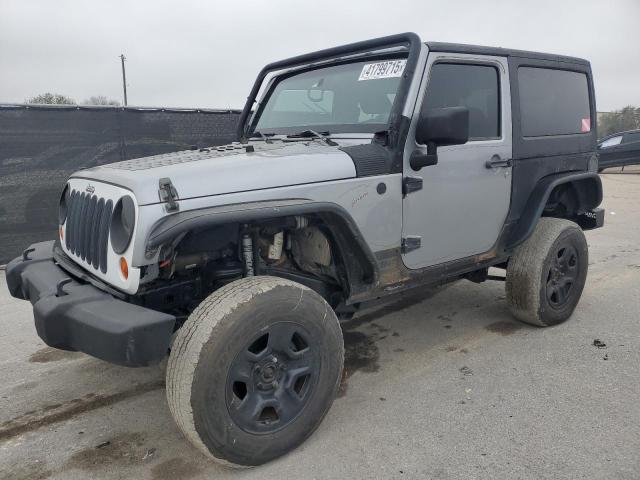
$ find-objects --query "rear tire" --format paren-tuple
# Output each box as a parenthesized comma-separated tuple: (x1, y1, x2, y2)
(506, 218, 588, 327)
(166, 276, 344, 467)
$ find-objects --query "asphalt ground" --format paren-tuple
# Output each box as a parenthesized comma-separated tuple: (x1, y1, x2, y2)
(1, 172, 639, 480)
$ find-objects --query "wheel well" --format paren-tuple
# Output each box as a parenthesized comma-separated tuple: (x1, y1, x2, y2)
(542, 178, 601, 219)
(505, 173, 602, 250)
(135, 214, 375, 315)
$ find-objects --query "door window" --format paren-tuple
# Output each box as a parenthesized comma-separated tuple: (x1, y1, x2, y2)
(422, 63, 500, 140)
(623, 131, 640, 144)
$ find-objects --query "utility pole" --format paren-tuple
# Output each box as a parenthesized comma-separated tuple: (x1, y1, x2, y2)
(120, 54, 128, 106)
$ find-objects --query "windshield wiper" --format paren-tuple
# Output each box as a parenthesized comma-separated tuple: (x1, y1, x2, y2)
(250, 131, 276, 143)
(286, 129, 338, 147)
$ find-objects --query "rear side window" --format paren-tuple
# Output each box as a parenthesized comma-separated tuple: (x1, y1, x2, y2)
(518, 67, 591, 137)
(423, 63, 500, 140)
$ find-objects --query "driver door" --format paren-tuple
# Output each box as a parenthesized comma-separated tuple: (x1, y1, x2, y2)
(401, 53, 512, 269)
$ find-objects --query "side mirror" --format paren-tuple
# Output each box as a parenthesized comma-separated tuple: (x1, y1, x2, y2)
(411, 106, 470, 170)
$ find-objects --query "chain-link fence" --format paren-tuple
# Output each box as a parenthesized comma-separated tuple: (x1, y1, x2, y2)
(0, 104, 241, 264)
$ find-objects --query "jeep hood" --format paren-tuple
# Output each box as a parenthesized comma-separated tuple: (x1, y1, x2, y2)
(72, 140, 358, 205)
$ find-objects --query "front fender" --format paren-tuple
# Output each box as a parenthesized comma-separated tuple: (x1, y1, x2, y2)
(145, 199, 378, 286)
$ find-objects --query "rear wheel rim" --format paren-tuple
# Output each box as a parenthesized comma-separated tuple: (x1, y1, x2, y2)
(225, 321, 319, 434)
(546, 243, 579, 309)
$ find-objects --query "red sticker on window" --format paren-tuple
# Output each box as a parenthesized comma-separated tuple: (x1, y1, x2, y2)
(581, 118, 591, 133)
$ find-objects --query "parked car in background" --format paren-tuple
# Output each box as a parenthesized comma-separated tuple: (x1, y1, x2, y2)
(598, 129, 640, 171)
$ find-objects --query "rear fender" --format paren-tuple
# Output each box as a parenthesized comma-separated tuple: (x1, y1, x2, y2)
(507, 172, 602, 249)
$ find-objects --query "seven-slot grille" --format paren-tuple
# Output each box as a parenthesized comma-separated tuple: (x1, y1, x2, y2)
(65, 190, 113, 273)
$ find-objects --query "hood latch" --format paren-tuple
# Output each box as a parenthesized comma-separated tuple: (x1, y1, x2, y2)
(158, 177, 180, 212)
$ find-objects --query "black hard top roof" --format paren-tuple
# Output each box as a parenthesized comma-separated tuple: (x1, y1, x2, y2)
(426, 42, 589, 66)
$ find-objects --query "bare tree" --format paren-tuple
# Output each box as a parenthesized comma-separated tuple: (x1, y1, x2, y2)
(26, 93, 76, 105)
(82, 95, 121, 106)
(598, 106, 640, 137)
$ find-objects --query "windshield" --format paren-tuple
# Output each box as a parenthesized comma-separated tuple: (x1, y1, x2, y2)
(252, 58, 407, 135)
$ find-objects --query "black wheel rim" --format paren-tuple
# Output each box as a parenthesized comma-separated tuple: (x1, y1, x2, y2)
(225, 322, 319, 434)
(546, 243, 579, 309)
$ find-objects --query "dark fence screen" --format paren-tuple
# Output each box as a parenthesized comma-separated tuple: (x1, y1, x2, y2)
(0, 104, 241, 264)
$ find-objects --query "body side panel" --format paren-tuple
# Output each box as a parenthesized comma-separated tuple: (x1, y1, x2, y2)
(502, 55, 599, 244)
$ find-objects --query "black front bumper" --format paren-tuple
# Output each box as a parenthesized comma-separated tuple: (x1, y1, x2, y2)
(6, 241, 175, 367)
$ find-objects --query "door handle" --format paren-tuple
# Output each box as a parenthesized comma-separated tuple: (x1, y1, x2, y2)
(485, 155, 513, 169)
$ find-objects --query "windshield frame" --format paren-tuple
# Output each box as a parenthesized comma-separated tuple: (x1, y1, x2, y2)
(237, 32, 422, 146)
(248, 54, 409, 137)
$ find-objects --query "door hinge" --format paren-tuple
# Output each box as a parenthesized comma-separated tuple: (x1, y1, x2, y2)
(402, 176, 423, 196)
(158, 177, 180, 212)
(401, 236, 422, 253)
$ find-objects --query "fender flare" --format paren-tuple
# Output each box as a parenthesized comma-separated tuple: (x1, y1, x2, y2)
(506, 171, 602, 249)
(146, 199, 378, 286)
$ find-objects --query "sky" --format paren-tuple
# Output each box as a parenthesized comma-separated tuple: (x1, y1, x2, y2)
(1, 0, 639, 112)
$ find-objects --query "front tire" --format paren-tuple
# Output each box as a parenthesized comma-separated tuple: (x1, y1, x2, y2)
(506, 218, 588, 327)
(166, 276, 344, 467)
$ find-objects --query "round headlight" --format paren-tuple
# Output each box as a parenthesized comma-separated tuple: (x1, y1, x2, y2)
(110, 196, 136, 254)
(58, 184, 70, 224)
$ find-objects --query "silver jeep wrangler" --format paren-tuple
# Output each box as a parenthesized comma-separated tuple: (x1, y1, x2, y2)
(7, 32, 604, 466)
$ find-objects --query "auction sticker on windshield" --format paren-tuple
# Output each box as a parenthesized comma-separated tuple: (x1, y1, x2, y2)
(358, 60, 407, 81)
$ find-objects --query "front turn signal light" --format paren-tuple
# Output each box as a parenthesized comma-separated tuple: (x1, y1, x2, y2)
(120, 257, 129, 280)
(59, 226, 64, 241)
